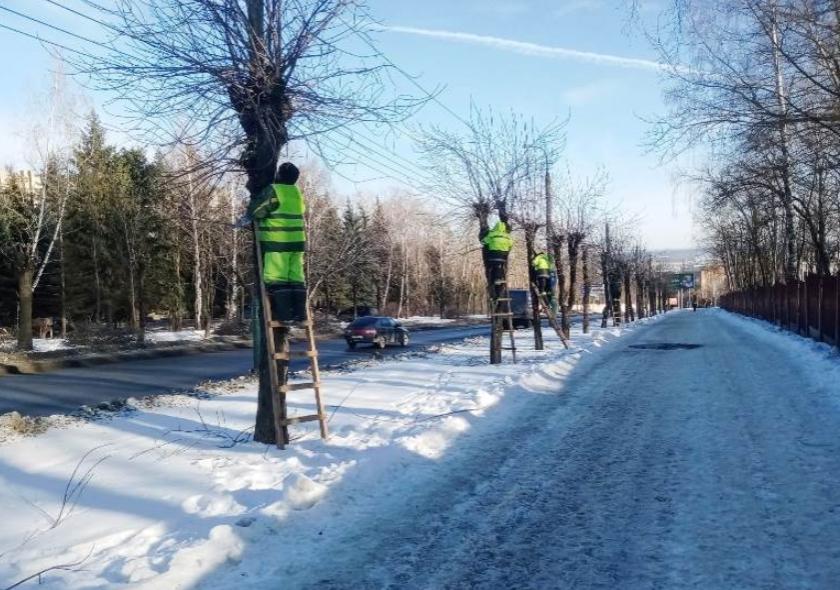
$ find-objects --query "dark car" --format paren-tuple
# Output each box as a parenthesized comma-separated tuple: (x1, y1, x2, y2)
(337, 305, 379, 322)
(344, 316, 409, 349)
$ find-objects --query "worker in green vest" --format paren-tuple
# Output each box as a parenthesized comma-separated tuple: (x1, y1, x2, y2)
(532, 252, 552, 298)
(481, 220, 513, 298)
(252, 162, 307, 321)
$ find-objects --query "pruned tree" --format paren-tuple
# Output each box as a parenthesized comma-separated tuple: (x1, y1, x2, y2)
(419, 105, 562, 361)
(74, 0, 422, 443)
(556, 167, 607, 336)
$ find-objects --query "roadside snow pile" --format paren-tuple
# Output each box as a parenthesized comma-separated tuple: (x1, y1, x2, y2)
(33, 338, 73, 353)
(0, 317, 661, 589)
(717, 308, 840, 396)
(144, 329, 208, 344)
(397, 316, 459, 327)
(0, 338, 73, 353)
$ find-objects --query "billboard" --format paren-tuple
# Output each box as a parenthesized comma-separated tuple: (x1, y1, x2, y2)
(669, 272, 695, 289)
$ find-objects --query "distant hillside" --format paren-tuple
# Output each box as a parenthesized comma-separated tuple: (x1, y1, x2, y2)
(652, 248, 714, 271)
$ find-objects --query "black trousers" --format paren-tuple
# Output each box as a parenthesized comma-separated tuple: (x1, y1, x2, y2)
(535, 274, 550, 295)
(267, 283, 307, 322)
(487, 255, 509, 298)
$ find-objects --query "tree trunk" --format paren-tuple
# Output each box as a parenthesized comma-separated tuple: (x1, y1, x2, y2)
(566, 238, 580, 338)
(189, 174, 203, 329)
(93, 240, 102, 323)
(582, 246, 590, 334)
(172, 243, 183, 331)
(126, 233, 139, 332)
(227, 186, 240, 320)
(397, 247, 406, 318)
(17, 266, 34, 351)
(770, 8, 797, 284)
(552, 234, 568, 335)
(636, 276, 645, 320)
(601, 250, 611, 329)
(59, 226, 67, 338)
(137, 260, 147, 345)
(380, 247, 393, 312)
(624, 272, 634, 323)
(525, 228, 544, 351)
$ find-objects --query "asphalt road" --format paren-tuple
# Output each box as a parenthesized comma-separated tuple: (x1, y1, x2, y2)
(0, 324, 491, 417)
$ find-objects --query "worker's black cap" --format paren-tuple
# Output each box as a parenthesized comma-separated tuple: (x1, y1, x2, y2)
(276, 162, 300, 184)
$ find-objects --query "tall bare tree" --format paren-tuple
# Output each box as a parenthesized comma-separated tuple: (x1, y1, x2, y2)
(76, 0, 421, 443)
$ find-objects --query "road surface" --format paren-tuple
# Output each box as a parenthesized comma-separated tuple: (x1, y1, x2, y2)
(280, 310, 840, 589)
(0, 324, 492, 417)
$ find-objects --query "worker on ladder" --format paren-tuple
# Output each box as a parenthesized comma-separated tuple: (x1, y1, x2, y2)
(251, 162, 307, 322)
(481, 219, 513, 298)
(532, 251, 552, 301)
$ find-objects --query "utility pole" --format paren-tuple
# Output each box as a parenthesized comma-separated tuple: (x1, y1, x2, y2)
(544, 154, 553, 254)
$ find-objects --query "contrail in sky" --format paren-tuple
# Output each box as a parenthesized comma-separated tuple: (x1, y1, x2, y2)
(385, 25, 669, 73)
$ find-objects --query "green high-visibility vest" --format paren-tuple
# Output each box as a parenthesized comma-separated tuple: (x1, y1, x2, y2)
(481, 221, 512, 253)
(532, 253, 551, 272)
(256, 184, 306, 252)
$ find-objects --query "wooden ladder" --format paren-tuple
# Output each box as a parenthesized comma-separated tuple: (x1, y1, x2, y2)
(254, 230, 328, 449)
(531, 283, 570, 349)
(491, 279, 518, 363)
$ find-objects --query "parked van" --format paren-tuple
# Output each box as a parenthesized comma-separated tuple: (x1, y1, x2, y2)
(508, 289, 534, 329)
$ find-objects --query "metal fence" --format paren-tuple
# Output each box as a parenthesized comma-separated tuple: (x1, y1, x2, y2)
(719, 275, 840, 347)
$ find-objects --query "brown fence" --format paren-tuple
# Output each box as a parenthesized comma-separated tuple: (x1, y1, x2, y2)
(719, 274, 840, 347)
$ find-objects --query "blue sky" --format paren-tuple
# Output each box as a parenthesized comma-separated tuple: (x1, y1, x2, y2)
(0, 0, 696, 249)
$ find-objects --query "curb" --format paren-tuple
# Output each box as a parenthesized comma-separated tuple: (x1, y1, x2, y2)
(0, 339, 253, 376)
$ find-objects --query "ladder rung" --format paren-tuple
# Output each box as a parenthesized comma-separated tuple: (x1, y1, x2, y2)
(274, 350, 317, 360)
(492, 312, 513, 317)
(502, 347, 517, 350)
(494, 297, 512, 301)
(493, 280, 507, 285)
(280, 414, 323, 426)
(270, 320, 312, 328)
(280, 381, 320, 392)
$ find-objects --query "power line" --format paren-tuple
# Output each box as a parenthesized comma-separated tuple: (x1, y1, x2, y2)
(1, 5, 432, 191)
(317, 135, 429, 190)
(0, 4, 107, 52)
(43, 0, 114, 30)
(332, 128, 434, 185)
(0, 21, 98, 59)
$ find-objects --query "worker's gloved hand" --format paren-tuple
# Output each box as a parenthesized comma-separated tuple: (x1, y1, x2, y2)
(234, 213, 253, 229)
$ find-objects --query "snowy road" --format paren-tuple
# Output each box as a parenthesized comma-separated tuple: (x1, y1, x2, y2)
(275, 310, 840, 589)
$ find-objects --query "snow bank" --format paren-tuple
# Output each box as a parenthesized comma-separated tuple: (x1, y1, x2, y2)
(715, 309, 840, 400)
(144, 329, 208, 344)
(0, 315, 663, 589)
(0, 338, 73, 353)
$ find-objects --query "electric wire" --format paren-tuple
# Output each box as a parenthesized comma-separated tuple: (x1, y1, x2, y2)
(0, 4, 434, 192)
(0, 3, 125, 57)
(0, 21, 98, 58)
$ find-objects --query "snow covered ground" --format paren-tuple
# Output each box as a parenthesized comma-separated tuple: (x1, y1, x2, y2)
(0, 316, 647, 589)
(143, 329, 209, 344)
(4, 308, 839, 589)
(0, 338, 73, 354)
